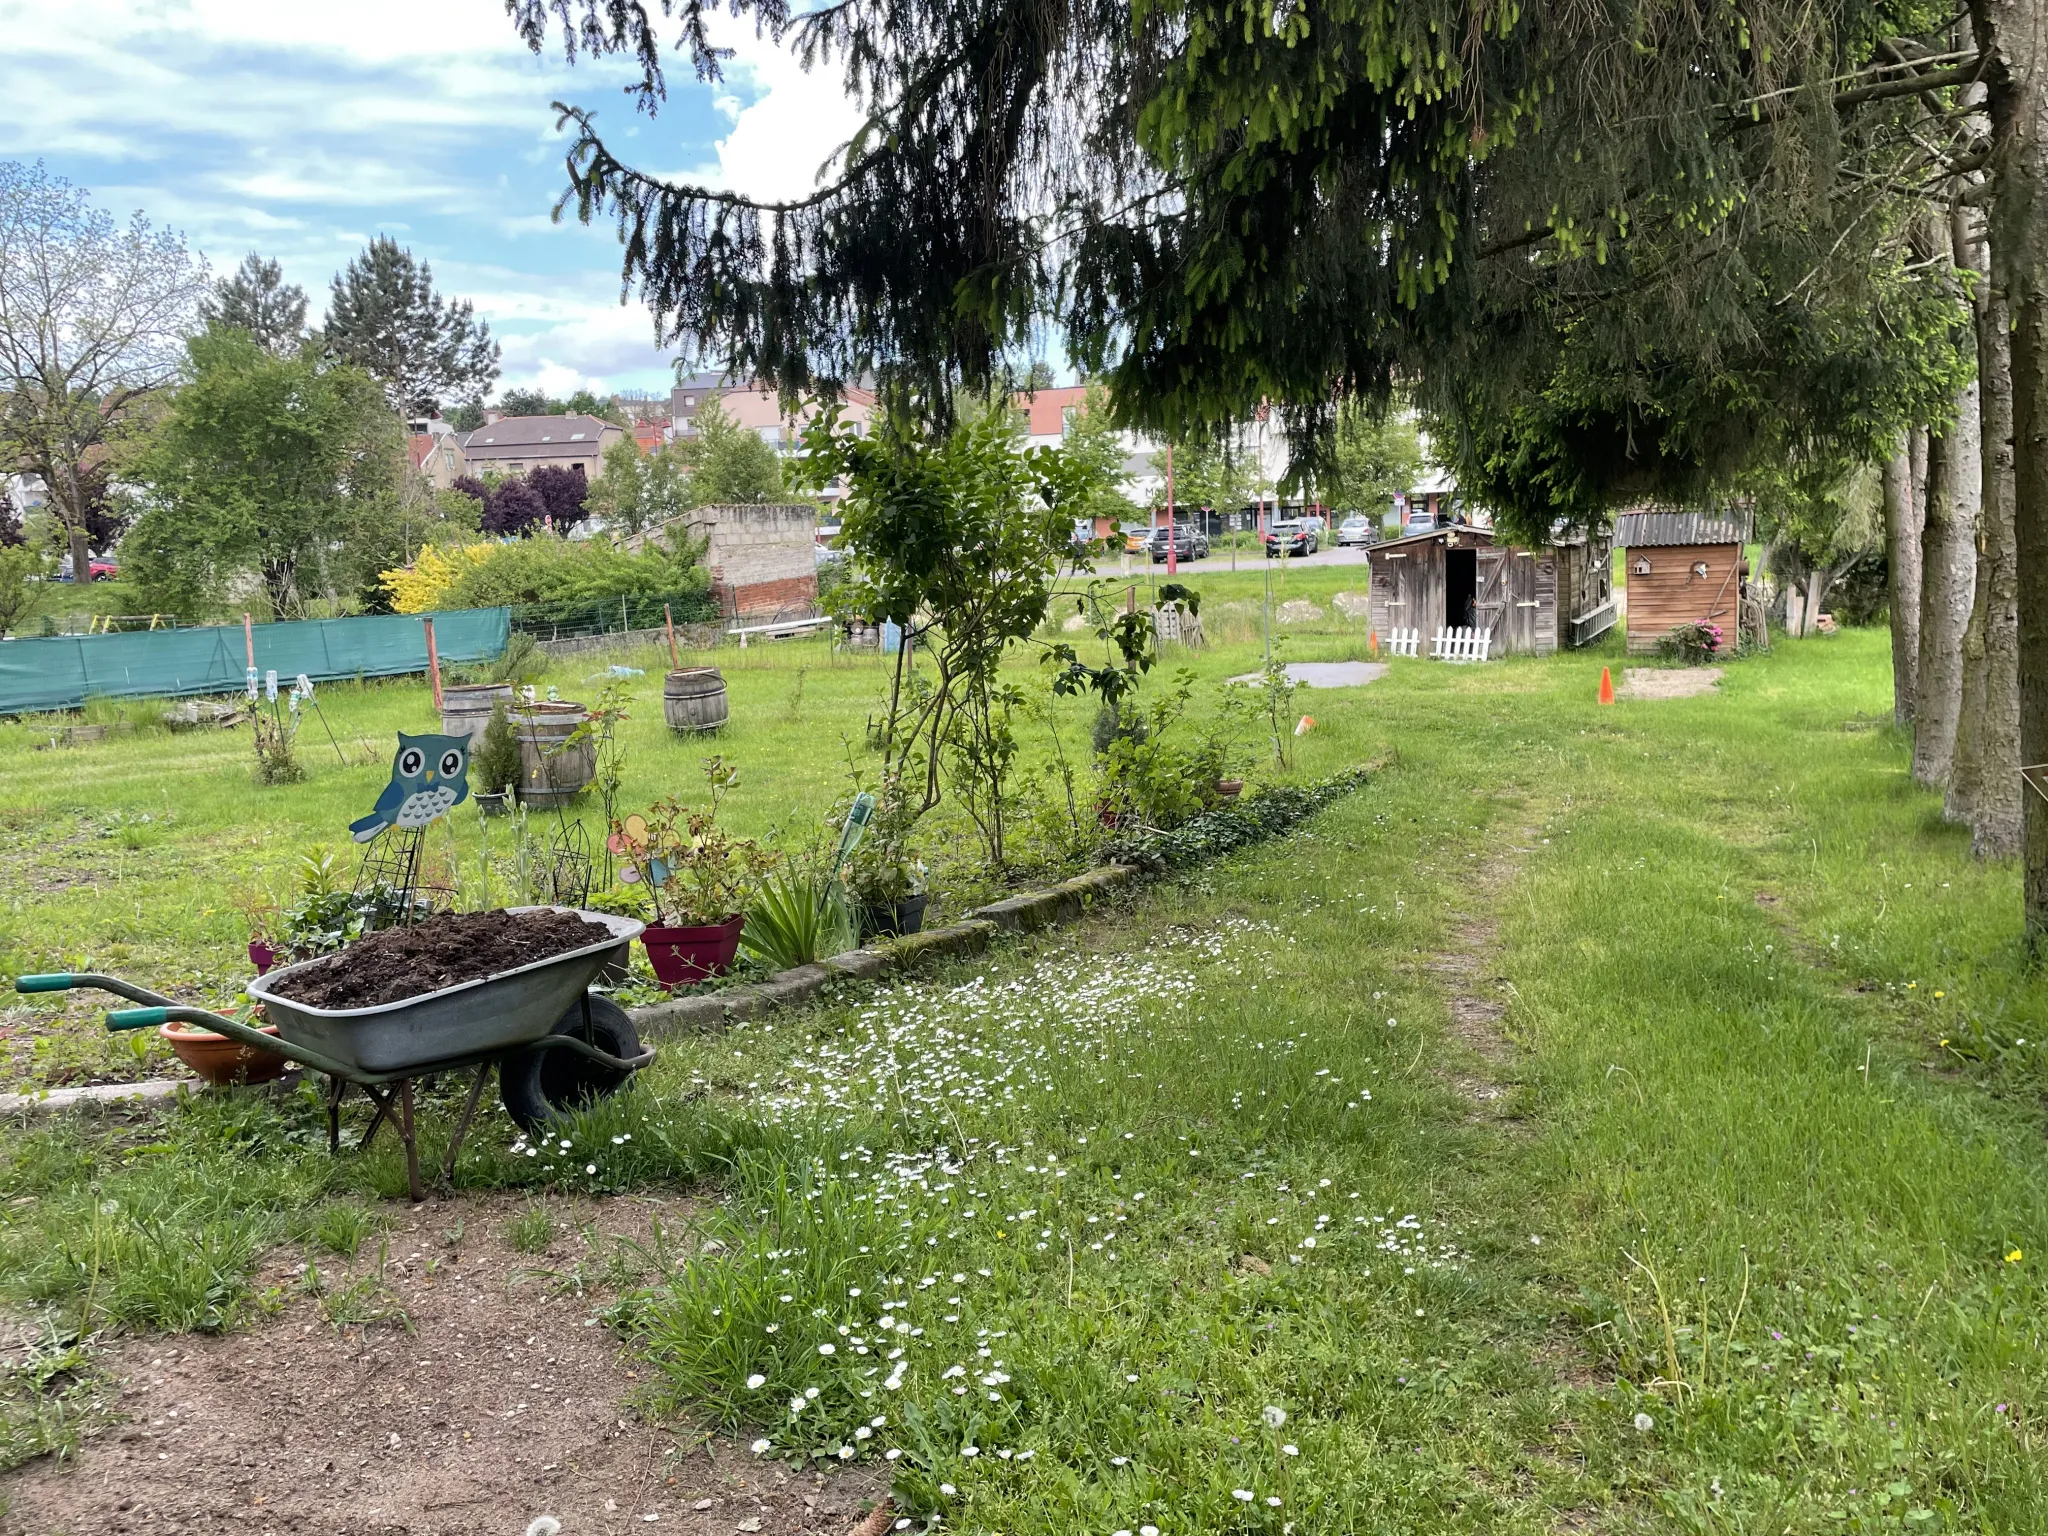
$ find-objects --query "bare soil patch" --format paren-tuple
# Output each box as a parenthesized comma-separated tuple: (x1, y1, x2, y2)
(1, 1193, 883, 1536)
(1619, 667, 1722, 700)
(271, 912, 616, 1010)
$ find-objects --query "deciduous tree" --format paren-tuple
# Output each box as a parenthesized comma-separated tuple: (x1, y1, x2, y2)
(683, 394, 783, 503)
(589, 433, 692, 534)
(0, 161, 208, 586)
(124, 328, 403, 619)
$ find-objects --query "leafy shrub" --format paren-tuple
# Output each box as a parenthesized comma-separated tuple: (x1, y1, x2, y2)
(739, 872, 856, 971)
(1103, 766, 1372, 871)
(475, 702, 522, 795)
(1656, 621, 1724, 664)
(381, 527, 708, 614)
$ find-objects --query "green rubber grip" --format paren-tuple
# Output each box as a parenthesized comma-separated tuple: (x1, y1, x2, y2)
(106, 1008, 168, 1032)
(14, 974, 74, 993)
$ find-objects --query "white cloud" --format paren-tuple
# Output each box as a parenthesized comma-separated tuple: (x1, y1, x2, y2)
(0, 0, 870, 397)
(688, 18, 869, 203)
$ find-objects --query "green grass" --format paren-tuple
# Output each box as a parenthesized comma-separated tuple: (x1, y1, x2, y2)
(0, 562, 1390, 1088)
(1, 623, 2045, 1530)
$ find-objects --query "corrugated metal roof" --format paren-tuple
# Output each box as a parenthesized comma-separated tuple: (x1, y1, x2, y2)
(1614, 511, 1747, 547)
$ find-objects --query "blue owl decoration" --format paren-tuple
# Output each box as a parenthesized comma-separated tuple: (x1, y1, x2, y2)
(349, 732, 472, 843)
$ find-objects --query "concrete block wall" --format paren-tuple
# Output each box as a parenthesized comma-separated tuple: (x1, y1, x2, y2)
(688, 504, 819, 618)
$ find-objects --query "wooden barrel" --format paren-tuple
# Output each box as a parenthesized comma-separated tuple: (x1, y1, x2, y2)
(513, 702, 594, 807)
(664, 667, 729, 733)
(441, 682, 514, 749)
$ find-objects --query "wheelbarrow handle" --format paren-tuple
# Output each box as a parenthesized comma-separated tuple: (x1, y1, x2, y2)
(16, 972, 183, 1009)
(107, 1007, 170, 1031)
(106, 1005, 361, 1082)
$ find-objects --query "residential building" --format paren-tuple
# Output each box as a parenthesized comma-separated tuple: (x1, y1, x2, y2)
(669, 374, 878, 452)
(457, 414, 626, 480)
(407, 423, 470, 490)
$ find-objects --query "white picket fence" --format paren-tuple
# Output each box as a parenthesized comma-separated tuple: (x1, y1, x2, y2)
(1430, 625, 1494, 663)
(1385, 627, 1421, 657)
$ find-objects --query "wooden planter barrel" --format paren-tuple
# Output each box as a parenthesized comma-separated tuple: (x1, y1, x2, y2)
(440, 682, 515, 749)
(664, 668, 729, 733)
(513, 701, 594, 807)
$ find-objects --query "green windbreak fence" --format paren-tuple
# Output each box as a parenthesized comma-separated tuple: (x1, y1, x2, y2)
(0, 608, 510, 715)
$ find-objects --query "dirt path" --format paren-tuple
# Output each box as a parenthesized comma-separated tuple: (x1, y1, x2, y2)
(2, 1193, 883, 1536)
(1418, 818, 1535, 1121)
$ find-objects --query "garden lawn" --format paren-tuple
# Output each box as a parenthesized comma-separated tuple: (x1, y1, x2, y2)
(2, 626, 2046, 1534)
(0, 559, 1381, 1089)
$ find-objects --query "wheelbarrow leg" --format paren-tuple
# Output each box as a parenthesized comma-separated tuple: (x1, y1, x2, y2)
(359, 1086, 396, 1152)
(398, 1078, 423, 1204)
(326, 1077, 345, 1154)
(440, 1062, 492, 1190)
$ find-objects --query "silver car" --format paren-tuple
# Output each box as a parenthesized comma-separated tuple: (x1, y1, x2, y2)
(1336, 515, 1378, 548)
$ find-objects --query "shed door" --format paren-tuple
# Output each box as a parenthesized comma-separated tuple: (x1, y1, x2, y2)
(1475, 549, 1540, 653)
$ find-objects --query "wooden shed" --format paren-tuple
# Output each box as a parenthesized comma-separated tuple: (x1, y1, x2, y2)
(1364, 524, 1615, 656)
(1614, 511, 1747, 655)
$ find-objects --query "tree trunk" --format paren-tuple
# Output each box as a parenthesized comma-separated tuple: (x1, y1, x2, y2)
(1972, 0, 2048, 933)
(1883, 442, 1922, 723)
(1914, 394, 1979, 787)
(1952, 206, 2024, 856)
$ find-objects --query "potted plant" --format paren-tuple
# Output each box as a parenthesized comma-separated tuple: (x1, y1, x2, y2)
(609, 757, 769, 988)
(843, 777, 929, 939)
(472, 700, 521, 816)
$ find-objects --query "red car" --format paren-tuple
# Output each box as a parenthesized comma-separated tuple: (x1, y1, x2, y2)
(89, 560, 118, 581)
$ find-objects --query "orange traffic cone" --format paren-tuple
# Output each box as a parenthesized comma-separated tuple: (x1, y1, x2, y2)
(1597, 666, 1615, 705)
(1368, 628, 1380, 657)
(1294, 714, 1317, 736)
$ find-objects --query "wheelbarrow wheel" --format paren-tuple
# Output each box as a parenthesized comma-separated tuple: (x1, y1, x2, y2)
(500, 994, 643, 1134)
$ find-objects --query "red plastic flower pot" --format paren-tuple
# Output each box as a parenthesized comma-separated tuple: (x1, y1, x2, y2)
(641, 916, 746, 989)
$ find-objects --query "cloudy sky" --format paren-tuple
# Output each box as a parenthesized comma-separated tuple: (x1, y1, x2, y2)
(0, 0, 865, 399)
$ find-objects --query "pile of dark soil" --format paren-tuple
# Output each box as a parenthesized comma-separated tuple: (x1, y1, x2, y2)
(269, 909, 614, 1009)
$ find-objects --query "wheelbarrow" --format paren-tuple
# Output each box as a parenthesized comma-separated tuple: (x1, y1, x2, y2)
(13, 908, 655, 1202)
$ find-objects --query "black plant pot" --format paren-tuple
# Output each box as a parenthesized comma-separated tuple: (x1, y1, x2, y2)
(475, 790, 513, 817)
(858, 893, 930, 941)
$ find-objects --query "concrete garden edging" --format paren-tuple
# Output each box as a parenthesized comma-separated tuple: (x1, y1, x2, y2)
(624, 863, 1141, 1038)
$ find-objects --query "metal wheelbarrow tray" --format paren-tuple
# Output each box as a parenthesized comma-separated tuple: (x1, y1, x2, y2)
(13, 907, 652, 1203)
(247, 906, 642, 1074)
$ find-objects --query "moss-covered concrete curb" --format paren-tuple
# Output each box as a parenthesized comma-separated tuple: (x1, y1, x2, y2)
(625, 864, 1142, 1037)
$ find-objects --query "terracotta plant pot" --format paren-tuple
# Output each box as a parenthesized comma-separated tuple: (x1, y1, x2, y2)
(641, 916, 746, 989)
(1097, 803, 1127, 830)
(160, 1020, 290, 1086)
(1212, 778, 1245, 802)
(248, 938, 278, 975)
(858, 893, 930, 942)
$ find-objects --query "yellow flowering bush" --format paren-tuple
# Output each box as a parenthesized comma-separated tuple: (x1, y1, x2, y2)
(380, 544, 495, 613)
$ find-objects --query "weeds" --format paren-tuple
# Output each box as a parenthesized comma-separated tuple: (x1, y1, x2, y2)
(505, 1204, 557, 1255)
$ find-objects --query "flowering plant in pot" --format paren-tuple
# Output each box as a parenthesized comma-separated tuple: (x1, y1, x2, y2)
(610, 757, 771, 988)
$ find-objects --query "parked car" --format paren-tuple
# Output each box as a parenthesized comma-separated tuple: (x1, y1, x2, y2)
(1402, 507, 1442, 537)
(1335, 515, 1378, 548)
(1148, 523, 1210, 563)
(89, 560, 118, 581)
(1121, 522, 1153, 554)
(1262, 519, 1319, 558)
